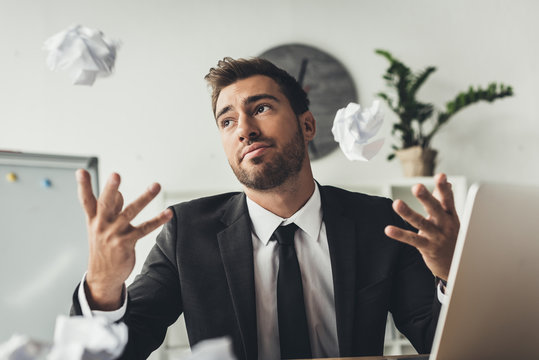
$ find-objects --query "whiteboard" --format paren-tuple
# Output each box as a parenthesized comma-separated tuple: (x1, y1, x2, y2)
(0, 152, 98, 342)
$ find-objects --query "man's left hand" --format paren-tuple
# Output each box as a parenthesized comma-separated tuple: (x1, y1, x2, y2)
(384, 173, 460, 281)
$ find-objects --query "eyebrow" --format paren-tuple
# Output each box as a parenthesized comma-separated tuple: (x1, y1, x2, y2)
(215, 93, 280, 121)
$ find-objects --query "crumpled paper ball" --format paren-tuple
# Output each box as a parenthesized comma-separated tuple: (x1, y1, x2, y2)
(0, 316, 127, 360)
(47, 316, 127, 360)
(331, 100, 385, 161)
(43, 25, 120, 85)
(0, 335, 49, 360)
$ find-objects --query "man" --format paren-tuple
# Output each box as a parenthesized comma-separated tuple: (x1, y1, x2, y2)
(72, 57, 459, 360)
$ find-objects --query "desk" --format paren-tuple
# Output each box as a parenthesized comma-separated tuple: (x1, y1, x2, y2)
(314, 356, 428, 360)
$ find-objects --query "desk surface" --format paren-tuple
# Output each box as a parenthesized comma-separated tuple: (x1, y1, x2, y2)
(315, 356, 428, 360)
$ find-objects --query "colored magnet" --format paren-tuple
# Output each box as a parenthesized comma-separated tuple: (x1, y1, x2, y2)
(42, 178, 52, 188)
(6, 172, 17, 182)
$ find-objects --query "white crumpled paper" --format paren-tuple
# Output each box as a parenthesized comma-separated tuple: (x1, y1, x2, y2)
(43, 25, 120, 85)
(331, 100, 385, 161)
(0, 335, 49, 360)
(0, 316, 127, 360)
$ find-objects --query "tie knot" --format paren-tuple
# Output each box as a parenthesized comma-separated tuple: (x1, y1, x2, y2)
(273, 223, 298, 246)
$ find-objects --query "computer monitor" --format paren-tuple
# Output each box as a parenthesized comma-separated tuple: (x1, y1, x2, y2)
(430, 182, 539, 360)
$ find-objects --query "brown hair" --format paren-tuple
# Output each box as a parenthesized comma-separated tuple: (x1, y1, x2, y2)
(204, 57, 310, 117)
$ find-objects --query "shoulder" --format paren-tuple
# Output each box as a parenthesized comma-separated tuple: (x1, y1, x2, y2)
(168, 191, 244, 225)
(318, 184, 403, 225)
(170, 191, 242, 213)
(319, 184, 393, 208)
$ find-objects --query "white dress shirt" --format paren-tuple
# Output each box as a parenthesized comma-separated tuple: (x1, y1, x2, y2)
(246, 183, 339, 359)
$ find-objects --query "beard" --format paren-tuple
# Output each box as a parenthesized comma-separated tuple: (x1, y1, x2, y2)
(230, 121, 306, 191)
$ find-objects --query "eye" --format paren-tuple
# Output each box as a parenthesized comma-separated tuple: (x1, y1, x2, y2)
(254, 104, 271, 115)
(220, 119, 232, 129)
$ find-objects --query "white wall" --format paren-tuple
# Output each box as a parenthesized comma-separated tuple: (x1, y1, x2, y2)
(2, 0, 538, 276)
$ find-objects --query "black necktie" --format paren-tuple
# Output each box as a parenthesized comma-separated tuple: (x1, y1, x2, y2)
(273, 223, 312, 359)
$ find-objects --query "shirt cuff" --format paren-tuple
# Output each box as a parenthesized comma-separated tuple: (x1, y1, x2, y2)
(436, 279, 448, 304)
(77, 272, 127, 322)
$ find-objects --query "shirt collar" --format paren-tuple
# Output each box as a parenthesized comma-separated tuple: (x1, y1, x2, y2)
(246, 182, 323, 246)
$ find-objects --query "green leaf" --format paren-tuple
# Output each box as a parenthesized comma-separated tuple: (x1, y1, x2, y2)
(409, 66, 437, 97)
(429, 82, 514, 140)
(375, 49, 394, 62)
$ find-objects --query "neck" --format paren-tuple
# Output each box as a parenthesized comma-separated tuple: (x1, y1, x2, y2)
(243, 165, 315, 218)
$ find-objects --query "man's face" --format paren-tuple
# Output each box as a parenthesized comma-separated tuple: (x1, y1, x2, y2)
(215, 75, 309, 190)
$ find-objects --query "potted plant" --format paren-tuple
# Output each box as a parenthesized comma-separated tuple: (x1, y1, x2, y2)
(375, 49, 513, 177)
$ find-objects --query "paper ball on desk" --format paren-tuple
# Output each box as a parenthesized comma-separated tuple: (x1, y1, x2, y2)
(0, 334, 49, 360)
(331, 100, 385, 161)
(43, 25, 121, 86)
(47, 316, 127, 360)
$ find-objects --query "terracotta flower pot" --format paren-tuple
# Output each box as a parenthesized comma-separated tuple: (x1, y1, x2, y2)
(396, 146, 437, 177)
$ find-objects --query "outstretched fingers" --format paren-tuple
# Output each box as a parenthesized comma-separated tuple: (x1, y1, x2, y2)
(118, 183, 162, 224)
(412, 184, 445, 225)
(392, 199, 439, 236)
(131, 209, 173, 241)
(385, 224, 429, 249)
(386, 174, 460, 280)
(97, 173, 122, 221)
(106, 182, 171, 244)
(113, 191, 124, 214)
(76, 169, 97, 219)
(81, 172, 173, 309)
(434, 173, 458, 215)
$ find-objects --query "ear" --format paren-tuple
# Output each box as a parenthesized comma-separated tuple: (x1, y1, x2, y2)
(299, 111, 316, 142)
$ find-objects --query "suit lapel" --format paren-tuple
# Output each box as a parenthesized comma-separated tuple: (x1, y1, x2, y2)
(217, 193, 258, 360)
(320, 186, 358, 357)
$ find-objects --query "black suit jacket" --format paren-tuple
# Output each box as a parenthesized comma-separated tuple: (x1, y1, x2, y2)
(72, 185, 440, 360)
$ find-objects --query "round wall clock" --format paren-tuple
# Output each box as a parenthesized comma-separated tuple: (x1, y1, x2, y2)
(260, 44, 358, 160)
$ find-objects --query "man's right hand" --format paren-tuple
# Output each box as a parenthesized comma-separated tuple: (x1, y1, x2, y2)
(76, 169, 173, 311)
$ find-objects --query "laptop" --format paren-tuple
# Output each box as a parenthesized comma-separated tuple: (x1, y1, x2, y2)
(427, 182, 539, 360)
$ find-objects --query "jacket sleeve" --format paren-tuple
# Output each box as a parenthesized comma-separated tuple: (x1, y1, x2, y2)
(388, 203, 441, 354)
(115, 206, 183, 359)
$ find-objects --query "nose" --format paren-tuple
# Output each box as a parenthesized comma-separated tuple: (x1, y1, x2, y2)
(236, 113, 260, 143)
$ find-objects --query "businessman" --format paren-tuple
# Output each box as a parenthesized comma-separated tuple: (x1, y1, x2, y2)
(73, 57, 460, 360)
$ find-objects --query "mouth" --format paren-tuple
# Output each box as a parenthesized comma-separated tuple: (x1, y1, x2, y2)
(240, 142, 272, 161)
